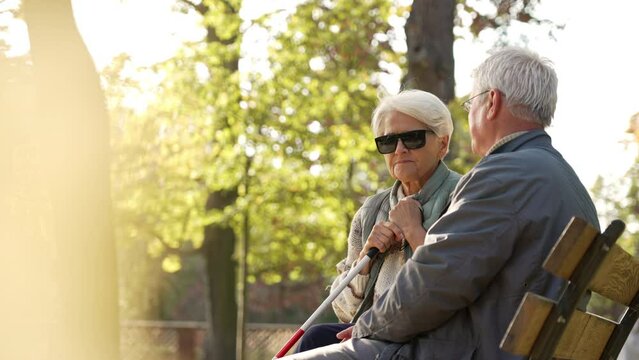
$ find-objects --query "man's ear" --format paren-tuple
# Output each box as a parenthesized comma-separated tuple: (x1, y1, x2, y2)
(486, 89, 503, 120)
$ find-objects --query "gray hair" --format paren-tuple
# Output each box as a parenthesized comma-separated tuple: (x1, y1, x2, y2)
(371, 90, 453, 152)
(472, 47, 557, 127)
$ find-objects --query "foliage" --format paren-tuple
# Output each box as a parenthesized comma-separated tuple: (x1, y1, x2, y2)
(586, 115, 637, 329)
(458, 0, 562, 41)
(104, 1, 246, 314)
(105, 0, 403, 316)
(592, 161, 639, 256)
(590, 114, 638, 257)
(246, 0, 400, 283)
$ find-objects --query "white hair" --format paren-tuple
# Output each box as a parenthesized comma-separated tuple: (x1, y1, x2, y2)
(472, 47, 558, 127)
(371, 90, 453, 152)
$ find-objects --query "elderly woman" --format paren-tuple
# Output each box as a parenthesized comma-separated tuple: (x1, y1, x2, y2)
(296, 89, 461, 352)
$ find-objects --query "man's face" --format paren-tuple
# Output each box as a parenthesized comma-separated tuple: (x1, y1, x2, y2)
(467, 89, 489, 156)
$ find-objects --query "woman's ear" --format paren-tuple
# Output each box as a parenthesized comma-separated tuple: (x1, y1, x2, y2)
(439, 135, 450, 159)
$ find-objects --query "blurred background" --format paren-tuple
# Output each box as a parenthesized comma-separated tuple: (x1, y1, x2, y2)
(1, 0, 637, 359)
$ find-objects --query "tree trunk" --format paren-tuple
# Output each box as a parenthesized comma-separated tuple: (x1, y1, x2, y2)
(404, 0, 456, 103)
(204, 189, 239, 359)
(2, 0, 120, 359)
(190, 2, 243, 358)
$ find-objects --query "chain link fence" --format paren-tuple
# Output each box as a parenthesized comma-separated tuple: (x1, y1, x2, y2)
(120, 320, 639, 359)
(244, 323, 298, 359)
(121, 321, 298, 360)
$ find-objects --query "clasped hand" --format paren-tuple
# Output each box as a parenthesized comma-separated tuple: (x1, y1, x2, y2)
(358, 198, 423, 274)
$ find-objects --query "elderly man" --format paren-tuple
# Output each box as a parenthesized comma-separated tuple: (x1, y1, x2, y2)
(284, 47, 599, 360)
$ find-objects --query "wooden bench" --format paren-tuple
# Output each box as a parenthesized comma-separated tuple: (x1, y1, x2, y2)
(500, 217, 638, 359)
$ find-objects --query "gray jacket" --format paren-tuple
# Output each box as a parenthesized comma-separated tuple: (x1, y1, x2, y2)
(352, 130, 600, 359)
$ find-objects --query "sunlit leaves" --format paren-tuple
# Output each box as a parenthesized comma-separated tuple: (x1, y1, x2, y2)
(107, 0, 401, 295)
(238, 0, 400, 284)
(162, 254, 183, 273)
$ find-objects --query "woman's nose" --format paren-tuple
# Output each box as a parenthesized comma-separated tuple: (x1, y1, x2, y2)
(395, 139, 408, 153)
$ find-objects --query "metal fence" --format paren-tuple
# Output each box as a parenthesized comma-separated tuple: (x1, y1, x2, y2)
(121, 321, 298, 360)
(243, 323, 299, 360)
(120, 320, 639, 359)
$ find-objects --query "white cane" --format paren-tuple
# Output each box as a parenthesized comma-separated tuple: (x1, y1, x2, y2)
(273, 247, 380, 358)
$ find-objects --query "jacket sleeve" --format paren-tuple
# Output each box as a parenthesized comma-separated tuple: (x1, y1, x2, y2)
(331, 207, 371, 323)
(353, 165, 521, 341)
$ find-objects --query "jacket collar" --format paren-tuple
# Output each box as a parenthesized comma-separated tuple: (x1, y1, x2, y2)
(489, 129, 551, 155)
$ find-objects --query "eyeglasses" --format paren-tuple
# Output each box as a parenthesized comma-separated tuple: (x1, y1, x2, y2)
(462, 90, 490, 112)
(374, 129, 433, 154)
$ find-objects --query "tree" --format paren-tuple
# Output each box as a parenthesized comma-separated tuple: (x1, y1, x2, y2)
(108, 0, 245, 357)
(1, 0, 119, 358)
(404, 0, 456, 102)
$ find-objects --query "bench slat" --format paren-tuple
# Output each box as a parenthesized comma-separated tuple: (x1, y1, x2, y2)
(590, 244, 639, 306)
(543, 217, 599, 279)
(500, 292, 552, 355)
(555, 311, 616, 360)
(501, 292, 617, 358)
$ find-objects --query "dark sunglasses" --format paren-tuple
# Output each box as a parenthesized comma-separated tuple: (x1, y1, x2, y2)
(374, 129, 433, 154)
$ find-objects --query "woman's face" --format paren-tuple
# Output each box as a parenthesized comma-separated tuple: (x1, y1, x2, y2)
(378, 111, 448, 186)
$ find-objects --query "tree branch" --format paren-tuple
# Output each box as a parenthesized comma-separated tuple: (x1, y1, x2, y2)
(151, 230, 200, 256)
(180, 208, 192, 242)
(205, 25, 238, 46)
(177, 0, 209, 16)
(219, 0, 237, 14)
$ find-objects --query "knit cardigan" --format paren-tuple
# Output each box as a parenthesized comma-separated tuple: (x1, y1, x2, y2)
(331, 161, 461, 322)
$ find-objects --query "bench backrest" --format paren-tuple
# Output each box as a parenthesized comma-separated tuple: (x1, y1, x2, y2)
(500, 217, 637, 360)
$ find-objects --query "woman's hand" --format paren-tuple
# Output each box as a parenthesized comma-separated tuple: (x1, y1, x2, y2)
(358, 221, 403, 274)
(389, 197, 426, 252)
